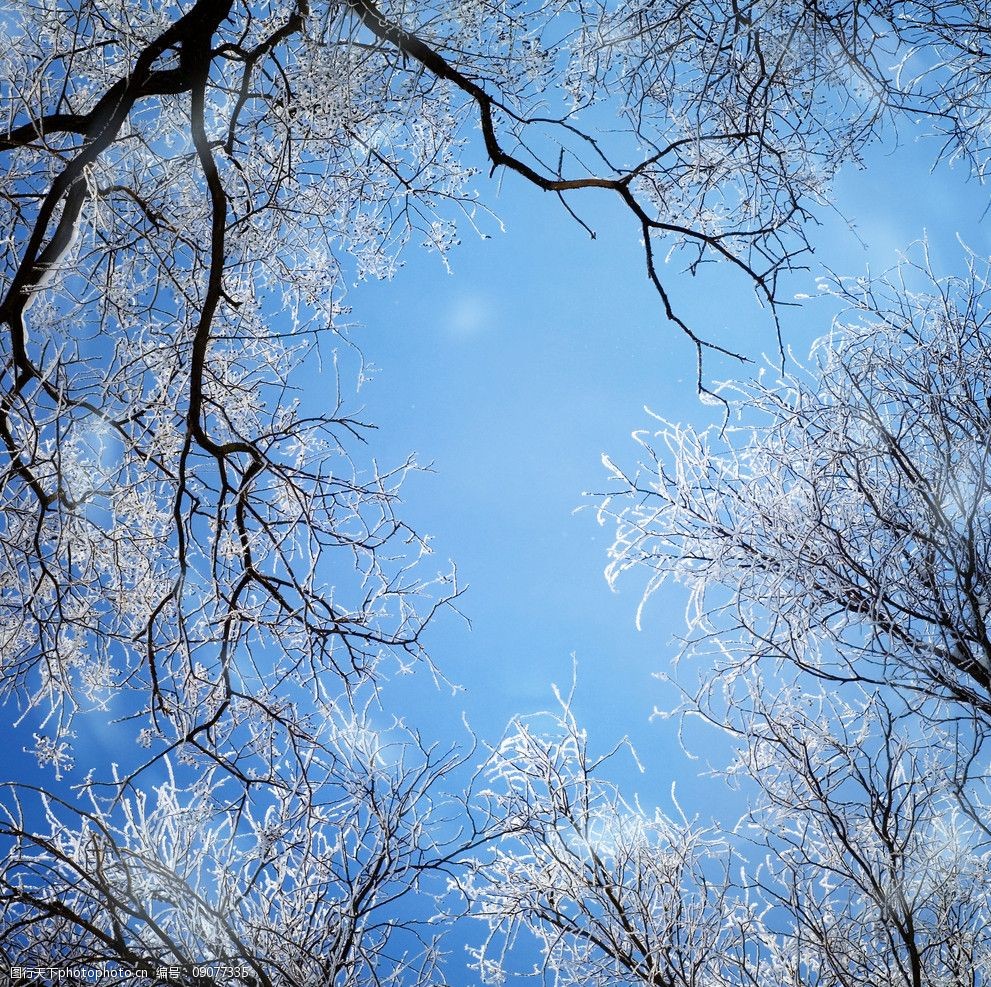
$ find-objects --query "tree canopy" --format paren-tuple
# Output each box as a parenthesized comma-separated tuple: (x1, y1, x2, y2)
(2, 1, 991, 985)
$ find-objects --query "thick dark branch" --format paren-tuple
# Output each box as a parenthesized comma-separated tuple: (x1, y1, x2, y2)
(0, 0, 236, 367)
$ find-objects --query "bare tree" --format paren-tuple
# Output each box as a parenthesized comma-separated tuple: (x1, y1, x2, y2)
(463, 683, 763, 987)
(1, 694, 505, 986)
(603, 248, 991, 718)
(732, 680, 991, 987)
(588, 247, 991, 984)
(813, 2, 991, 177)
(464, 681, 991, 987)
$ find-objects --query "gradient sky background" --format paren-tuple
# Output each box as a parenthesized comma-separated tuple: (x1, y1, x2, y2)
(4, 94, 991, 981)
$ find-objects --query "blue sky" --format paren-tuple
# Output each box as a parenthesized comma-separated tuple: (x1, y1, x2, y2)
(343, 128, 991, 820)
